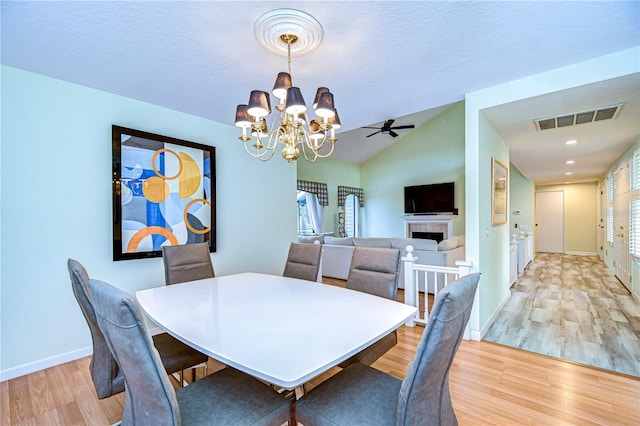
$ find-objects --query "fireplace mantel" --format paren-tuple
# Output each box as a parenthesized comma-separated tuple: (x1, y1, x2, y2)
(402, 215, 454, 239)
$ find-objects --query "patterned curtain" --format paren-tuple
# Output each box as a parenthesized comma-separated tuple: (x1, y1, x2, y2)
(337, 186, 365, 207)
(297, 180, 329, 206)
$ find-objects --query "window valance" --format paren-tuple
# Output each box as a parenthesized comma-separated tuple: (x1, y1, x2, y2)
(338, 186, 365, 207)
(297, 180, 329, 206)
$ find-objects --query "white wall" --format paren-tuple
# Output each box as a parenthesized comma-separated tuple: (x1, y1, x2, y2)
(465, 47, 640, 337)
(0, 66, 297, 379)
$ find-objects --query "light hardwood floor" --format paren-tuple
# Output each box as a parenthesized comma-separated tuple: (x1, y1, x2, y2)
(484, 253, 640, 377)
(2, 278, 639, 425)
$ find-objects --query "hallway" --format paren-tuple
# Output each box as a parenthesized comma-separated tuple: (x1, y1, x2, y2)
(484, 252, 640, 377)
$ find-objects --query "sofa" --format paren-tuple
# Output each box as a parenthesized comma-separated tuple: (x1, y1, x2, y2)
(297, 235, 465, 290)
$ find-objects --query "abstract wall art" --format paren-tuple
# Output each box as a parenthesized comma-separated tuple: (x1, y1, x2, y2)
(112, 125, 216, 261)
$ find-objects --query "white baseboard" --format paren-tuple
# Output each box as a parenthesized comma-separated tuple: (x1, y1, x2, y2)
(0, 326, 168, 382)
(0, 346, 92, 382)
(565, 251, 598, 256)
(468, 330, 482, 341)
(480, 292, 511, 339)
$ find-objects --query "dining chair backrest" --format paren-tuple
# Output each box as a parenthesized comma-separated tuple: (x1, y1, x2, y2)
(68, 259, 124, 399)
(162, 242, 214, 285)
(346, 246, 401, 300)
(88, 278, 181, 425)
(283, 242, 322, 282)
(396, 272, 480, 425)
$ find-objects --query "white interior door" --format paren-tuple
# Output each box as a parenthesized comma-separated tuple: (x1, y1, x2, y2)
(535, 191, 564, 253)
(614, 165, 631, 290)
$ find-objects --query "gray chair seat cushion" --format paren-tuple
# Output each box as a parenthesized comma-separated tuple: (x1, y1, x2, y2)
(296, 363, 401, 426)
(152, 333, 208, 374)
(177, 367, 291, 426)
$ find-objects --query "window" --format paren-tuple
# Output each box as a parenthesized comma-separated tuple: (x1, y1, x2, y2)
(297, 191, 314, 234)
(606, 176, 614, 246)
(631, 149, 640, 191)
(297, 190, 323, 234)
(607, 206, 614, 246)
(344, 194, 359, 237)
(630, 150, 640, 257)
(630, 200, 640, 258)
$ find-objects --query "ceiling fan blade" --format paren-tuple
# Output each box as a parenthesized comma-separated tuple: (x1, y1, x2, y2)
(384, 119, 395, 128)
(366, 130, 382, 137)
(362, 126, 381, 129)
(390, 125, 415, 130)
(389, 130, 399, 137)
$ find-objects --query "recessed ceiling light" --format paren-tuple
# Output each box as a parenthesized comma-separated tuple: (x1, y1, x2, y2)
(566, 160, 575, 164)
(566, 140, 578, 145)
(565, 172, 573, 175)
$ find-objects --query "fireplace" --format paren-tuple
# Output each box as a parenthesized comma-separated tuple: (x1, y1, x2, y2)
(412, 231, 444, 242)
(402, 215, 454, 240)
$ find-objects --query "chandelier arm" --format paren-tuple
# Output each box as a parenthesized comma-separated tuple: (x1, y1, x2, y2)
(312, 142, 336, 159)
(243, 140, 272, 160)
(298, 131, 319, 163)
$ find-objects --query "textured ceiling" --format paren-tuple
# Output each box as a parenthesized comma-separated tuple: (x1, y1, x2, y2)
(2, 1, 638, 182)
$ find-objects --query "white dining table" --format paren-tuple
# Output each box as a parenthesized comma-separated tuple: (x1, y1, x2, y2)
(136, 272, 417, 390)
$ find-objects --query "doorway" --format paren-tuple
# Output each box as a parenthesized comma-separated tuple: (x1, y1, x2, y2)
(535, 191, 564, 253)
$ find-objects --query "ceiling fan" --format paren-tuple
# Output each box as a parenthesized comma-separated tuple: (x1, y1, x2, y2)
(362, 119, 415, 138)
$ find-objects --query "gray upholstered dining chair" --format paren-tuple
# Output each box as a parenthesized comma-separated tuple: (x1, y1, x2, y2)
(68, 259, 208, 398)
(296, 272, 480, 426)
(282, 242, 322, 282)
(162, 242, 215, 285)
(340, 246, 401, 367)
(88, 277, 291, 426)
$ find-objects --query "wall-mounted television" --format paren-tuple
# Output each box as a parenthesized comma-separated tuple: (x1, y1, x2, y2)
(404, 182, 456, 215)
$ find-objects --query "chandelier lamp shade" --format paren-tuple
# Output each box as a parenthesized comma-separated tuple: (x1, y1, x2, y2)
(234, 9, 341, 165)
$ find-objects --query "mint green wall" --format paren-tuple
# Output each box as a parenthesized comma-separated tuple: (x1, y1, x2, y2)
(297, 158, 360, 234)
(360, 102, 465, 238)
(0, 66, 297, 378)
(535, 182, 599, 254)
(478, 114, 511, 331)
(509, 163, 535, 237)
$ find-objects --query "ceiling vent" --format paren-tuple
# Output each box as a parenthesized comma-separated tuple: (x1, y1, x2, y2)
(534, 103, 623, 131)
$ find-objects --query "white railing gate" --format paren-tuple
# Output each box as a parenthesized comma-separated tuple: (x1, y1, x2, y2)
(402, 245, 473, 339)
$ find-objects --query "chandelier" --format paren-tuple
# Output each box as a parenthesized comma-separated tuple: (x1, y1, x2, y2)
(234, 9, 341, 166)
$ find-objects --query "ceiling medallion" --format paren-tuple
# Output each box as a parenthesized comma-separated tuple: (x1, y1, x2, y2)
(234, 9, 340, 166)
(253, 9, 324, 56)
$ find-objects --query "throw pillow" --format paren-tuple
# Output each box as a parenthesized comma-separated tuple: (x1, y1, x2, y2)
(438, 238, 458, 251)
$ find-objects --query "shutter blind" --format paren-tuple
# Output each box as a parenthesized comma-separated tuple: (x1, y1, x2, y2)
(631, 149, 640, 191)
(630, 199, 640, 258)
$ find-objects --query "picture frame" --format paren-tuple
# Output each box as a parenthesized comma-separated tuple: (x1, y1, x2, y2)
(112, 125, 216, 261)
(491, 158, 508, 226)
